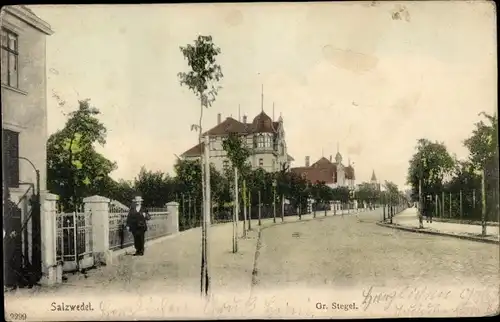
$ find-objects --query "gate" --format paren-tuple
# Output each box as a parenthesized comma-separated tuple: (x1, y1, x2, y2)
(3, 184, 42, 287)
(56, 205, 94, 272)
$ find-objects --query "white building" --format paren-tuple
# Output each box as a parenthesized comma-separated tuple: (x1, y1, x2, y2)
(2, 5, 54, 201)
(180, 111, 294, 173)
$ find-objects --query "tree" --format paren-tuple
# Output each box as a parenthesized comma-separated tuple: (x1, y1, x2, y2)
(464, 112, 498, 169)
(383, 181, 399, 205)
(332, 187, 350, 204)
(356, 182, 380, 208)
(406, 139, 455, 202)
(463, 112, 498, 223)
(222, 132, 251, 249)
(133, 167, 176, 207)
(108, 179, 135, 206)
(178, 35, 223, 296)
(47, 99, 116, 211)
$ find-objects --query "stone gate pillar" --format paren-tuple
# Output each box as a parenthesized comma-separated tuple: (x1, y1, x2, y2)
(40, 192, 63, 285)
(84, 195, 111, 265)
(166, 202, 179, 235)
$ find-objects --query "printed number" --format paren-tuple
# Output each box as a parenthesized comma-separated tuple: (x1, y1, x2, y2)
(9, 313, 27, 320)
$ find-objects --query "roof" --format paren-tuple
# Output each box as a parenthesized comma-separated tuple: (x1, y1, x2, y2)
(181, 142, 204, 157)
(370, 170, 377, 182)
(184, 112, 282, 156)
(4, 6, 54, 35)
(291, 156, 355, 184)
(312, 157, 335, 169)
(252, 111, 275, 133)
(202, 112, 280, 137)
(203, 117, 249, 136)
(291, 167, 335, 184)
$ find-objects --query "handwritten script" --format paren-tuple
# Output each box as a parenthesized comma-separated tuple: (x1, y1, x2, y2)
(361, 285, 498, 317)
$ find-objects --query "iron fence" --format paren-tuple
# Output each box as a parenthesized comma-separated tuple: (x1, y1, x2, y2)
(56, 204, 94, 272)
(421, 188, 499, 225)
(108, 204, 171, 250)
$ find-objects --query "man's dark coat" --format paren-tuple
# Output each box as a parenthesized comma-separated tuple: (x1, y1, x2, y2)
(126, 205, 150, 233)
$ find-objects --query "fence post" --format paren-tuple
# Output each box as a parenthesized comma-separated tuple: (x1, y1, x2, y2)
(39, 192, 62, 286)
(449, 192, 452, 218)
(166, 202, 180, 235)
(459, 190, 463, 221)
(84, 195, 111, 266)
(441, 192, 445, 218)
(435, 195, 438, 221)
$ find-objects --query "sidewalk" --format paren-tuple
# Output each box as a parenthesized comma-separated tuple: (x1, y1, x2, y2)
(5, 209, 359, 299)
(382, 207, 500, 244)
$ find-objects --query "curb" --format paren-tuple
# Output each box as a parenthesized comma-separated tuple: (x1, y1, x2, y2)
(376, 222, 500, 245)
(429, 218, 499, 227)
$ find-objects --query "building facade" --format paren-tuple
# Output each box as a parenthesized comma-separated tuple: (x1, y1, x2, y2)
(290, 151, 356, 189)
(181, 111, 294, 173)
(2, 5, 54, 200)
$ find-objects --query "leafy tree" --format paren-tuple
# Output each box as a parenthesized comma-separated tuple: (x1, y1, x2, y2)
(222, 132, 251, 241)
(463, 112, 499, 222)
(332, 187, 350, 204)
(178, 35, 223, 295)
(287, 172, 308, 216)
(174, 158, 202, 206)
(47, 99, 116, 211)
(133, 167, 176, 207)
(464, 112, 498, 169)
(406, 139, 455, 202)
(356, 182, 380, 207)
(108, 179, 135, 206)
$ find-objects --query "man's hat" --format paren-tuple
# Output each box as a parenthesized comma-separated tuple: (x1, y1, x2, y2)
(132, 196, 143, 202)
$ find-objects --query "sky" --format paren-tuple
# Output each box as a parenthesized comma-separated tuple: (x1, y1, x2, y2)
(30, 1, 496, 189)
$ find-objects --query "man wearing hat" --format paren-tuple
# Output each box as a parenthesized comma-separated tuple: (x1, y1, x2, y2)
(126, 196, 150, 256)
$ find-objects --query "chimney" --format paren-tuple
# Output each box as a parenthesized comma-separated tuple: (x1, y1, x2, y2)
(305, 156, 310, 167)
(217, 113, 221, 124)
(243, 115, 247, 123)
(329, 155, 332, 162)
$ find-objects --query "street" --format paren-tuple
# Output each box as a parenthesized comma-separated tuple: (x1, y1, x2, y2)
(252, 210, 500, 316)
(5, 210, 499, 318)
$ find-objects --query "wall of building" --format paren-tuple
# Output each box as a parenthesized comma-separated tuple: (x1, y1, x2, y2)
(186, 132, 290, 174)
(2, 9, 50, 197)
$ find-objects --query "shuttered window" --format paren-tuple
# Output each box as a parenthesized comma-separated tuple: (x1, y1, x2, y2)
(3, 129, 19, 188)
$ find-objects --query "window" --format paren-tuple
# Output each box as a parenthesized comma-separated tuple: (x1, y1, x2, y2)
(1, 28, 19, 88)
(209, 137, 216, 150)
(223, 160, 230, 170)
(3, 129, 20, 188)
(259, 158, 264, 167)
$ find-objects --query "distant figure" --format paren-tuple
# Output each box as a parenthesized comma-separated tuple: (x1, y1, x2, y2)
(126, 196, 150, 256)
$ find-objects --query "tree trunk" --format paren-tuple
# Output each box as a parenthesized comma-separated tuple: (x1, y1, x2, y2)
(258, 191, 262, 226)
(248, 190, 252, 230)
(199, 100, 209, 296)
(233, 167, 239, 252)
(242, 179, 247, 238)
(481, 169, 487, 236)
(281, 195, 285, 222)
